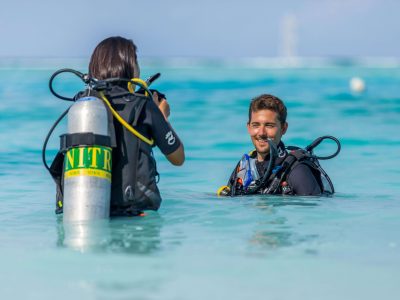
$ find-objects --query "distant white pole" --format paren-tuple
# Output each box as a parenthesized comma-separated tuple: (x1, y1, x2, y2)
(279, 13, 298, 58)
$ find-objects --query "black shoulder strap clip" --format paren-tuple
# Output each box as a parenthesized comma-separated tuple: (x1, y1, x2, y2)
(59, 133, 113, 152)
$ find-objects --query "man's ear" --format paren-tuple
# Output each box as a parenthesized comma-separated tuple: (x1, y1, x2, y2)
(282, 122, 288, 135)
(247, 122, 251, 134)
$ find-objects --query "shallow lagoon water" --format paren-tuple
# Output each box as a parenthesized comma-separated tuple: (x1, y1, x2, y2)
(0, 58, 400, 299)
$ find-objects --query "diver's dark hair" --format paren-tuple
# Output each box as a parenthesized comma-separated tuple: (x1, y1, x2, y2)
(88, 36, 139, 80)
(248, 94, 287, 125)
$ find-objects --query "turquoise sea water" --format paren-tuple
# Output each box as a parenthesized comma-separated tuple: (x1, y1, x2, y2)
(1, 58, 400, 299)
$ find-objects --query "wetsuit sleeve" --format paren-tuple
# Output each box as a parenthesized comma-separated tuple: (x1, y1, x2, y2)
(287, 163, 322, 196)
(145, 100, 181, 155)
(227, 162, 239, 187)
(218, 161, 239, 196)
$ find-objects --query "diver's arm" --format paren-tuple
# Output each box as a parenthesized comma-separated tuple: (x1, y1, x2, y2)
(217, 161, 240, 196)
(166, 144, 185, 166)
(146, 95, 185, 166)
(155, 95, 184, 165)
(153, 91, 170, 120)
(287, 164, 322, 196)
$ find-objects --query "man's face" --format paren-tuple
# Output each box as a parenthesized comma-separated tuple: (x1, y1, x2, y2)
(247, 109, 288, 161)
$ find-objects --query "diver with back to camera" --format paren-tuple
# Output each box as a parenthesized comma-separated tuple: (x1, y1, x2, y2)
(43, 36, 185, 218)
(217, 94, 340, 197)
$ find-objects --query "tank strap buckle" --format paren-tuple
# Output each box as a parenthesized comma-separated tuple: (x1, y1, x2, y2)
(60, 133, 112, 152)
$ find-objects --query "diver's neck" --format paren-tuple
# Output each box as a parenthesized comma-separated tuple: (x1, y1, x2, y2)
(257, 152, 269, 162)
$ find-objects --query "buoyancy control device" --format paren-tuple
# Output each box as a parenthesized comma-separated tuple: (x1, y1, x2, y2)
(217, 136, 341, 197)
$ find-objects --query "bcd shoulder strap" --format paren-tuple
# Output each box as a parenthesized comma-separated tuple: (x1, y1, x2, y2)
(262, 149, 314, 194)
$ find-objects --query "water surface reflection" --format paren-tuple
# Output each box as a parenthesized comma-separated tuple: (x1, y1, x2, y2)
(57, 214, 164, 255)
(248, 196, 321, 253)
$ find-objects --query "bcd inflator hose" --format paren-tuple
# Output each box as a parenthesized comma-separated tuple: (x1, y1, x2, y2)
(305, 136, 341, 160)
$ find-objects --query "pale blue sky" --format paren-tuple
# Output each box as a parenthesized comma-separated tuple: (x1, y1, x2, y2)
(1, 0, 399, 58)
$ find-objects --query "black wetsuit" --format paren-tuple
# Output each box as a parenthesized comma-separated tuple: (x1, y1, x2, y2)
(124, 90, 181, 156)
(255, 156, 322, 196)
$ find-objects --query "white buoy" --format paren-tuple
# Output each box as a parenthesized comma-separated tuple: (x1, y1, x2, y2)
(350, 77, 366, 93)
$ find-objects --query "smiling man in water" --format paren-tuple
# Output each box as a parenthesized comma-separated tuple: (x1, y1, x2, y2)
(219, 94, 324, 196)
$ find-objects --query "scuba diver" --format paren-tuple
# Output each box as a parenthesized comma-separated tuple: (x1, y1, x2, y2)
(44, 36, 185, 218)
(217, 94, 340, 197)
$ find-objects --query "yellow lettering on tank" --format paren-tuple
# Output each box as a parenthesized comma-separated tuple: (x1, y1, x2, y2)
(66, 150, 75, 170)
(103, 148, 112, 172)
(78, 147, 85, 167)
(88, 147, 101, 168)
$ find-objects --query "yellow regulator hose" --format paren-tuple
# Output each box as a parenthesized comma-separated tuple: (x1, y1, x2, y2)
(99, 80, 154, 146)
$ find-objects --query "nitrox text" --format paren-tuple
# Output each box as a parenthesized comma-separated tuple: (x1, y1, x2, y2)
(64, 146, 112, 181)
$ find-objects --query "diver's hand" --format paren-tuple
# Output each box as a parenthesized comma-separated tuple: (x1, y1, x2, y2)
(158, 99, 170, 120)
(153, 91, 170, 120)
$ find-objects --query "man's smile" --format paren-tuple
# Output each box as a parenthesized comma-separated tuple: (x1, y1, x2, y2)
(255, 136, 269, 144)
